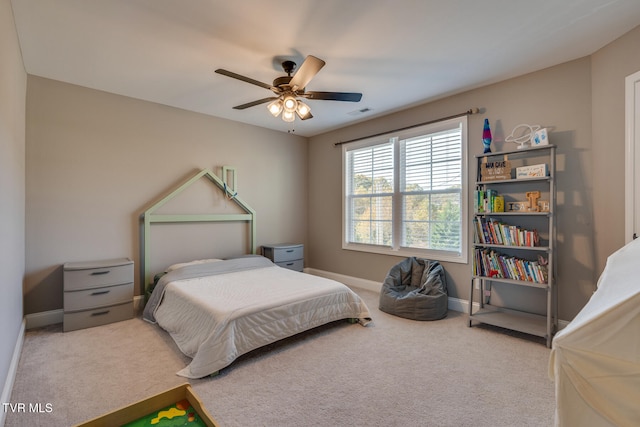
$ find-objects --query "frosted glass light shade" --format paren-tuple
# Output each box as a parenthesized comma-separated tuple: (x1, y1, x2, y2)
(283, 95, 298, 113)
(282, 110, 296, 122)
(296, 101, 311, 119)
(267, 99, 283, 117)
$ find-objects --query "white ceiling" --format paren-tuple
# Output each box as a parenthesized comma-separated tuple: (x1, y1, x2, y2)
(10, 0, 640, 137)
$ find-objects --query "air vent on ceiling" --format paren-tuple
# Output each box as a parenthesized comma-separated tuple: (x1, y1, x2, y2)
(348, 107, 373, 116)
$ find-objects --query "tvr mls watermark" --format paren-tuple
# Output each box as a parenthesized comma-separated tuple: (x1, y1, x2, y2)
(2, 402, 53, 413)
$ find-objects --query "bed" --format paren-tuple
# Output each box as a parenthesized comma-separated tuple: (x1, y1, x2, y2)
(142, 256, 371, 378)
(140, 169, 371, 378)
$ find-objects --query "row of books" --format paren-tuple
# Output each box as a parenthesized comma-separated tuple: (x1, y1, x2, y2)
(475, 189, 504, 213)
(474, 249, 548, 284)
(473, 217, 540, 247)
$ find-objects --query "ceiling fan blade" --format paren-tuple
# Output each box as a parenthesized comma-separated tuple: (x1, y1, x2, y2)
(215, 69, 273, 90)
(233, 97, 278, 110)
(303, 91, 362, 102)
(289, 55, 325, 90)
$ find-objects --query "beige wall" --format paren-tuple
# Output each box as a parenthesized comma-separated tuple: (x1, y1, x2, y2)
(309, 58, 594, 321)
(307, 23, 640, 322)
(21, 23, 640, 324)
(0, 0, 27, 404)
(24, 77, 307, 314)
(591, 25, 640, 274)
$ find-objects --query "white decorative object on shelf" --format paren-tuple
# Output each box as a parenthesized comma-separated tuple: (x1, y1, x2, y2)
(532, 128, 549, 146)
(506, 124, 540, 150)
(516, 163, 548, 179)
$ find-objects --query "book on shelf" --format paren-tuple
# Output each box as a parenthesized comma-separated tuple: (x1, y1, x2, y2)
(473, 248, 548, 283)
(473, 217, 540, 247)
(475, 190, 505, 213)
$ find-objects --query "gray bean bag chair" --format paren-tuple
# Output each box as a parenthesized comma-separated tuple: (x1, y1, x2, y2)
(379, 257, 448, 320)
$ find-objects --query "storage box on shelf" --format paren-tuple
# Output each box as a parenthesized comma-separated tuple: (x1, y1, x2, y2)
(469, 145, 557, 347)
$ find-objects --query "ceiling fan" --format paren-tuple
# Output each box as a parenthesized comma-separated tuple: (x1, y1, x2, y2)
(214, 55, 362, 122)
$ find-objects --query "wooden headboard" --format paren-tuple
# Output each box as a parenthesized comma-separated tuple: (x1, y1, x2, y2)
(140, 168, 256, 294)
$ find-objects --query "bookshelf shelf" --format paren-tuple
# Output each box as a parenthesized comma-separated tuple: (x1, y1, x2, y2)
(475, 212, 550, 217)
(476, 176, 551, 185)
(473, 243, 550, 252)
(472, 275, 548, 289)
(469, 144, 557, 348)
(469, 305, 548, 338)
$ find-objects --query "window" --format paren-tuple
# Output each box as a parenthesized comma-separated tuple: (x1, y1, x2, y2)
(342, 116, 468, 263)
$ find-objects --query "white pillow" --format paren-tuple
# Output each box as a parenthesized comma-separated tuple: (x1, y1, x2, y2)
(166, 258, 222, 272)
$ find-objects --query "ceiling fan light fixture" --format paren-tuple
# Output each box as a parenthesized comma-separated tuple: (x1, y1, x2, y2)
(283, 95, 298, 113)
(296, 101, 312, 119)
(282, 110, 296, 122)
(216, 55, 362, 124)
(267, 99, 283, 117)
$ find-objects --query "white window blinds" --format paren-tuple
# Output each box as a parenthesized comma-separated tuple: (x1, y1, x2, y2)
(400, 127, 462, 252)
(346, 141, 394, 246)
(343, 116, 467, 263)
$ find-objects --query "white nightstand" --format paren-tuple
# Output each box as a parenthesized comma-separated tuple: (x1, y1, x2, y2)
(262, 244, 304, 272)
(63, 258, 134, 332)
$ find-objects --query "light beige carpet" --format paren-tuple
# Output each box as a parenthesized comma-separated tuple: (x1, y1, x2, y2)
(6, 289, 555, 426)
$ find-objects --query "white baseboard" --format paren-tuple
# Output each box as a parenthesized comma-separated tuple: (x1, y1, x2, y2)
(25, 309, 63, 330)
(133, 295, 145, 315)
(447, 296, 474, 313)
(1, 319, 25, 426)
(305, 267, 471, 314)
(24, 296, 146, 330)
(304, 268, 570, 330)
(304, 268, 382, 294)
(21, 276, 569, 332)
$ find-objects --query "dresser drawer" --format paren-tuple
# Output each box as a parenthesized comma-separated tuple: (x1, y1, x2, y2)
(64, 259, 133, 291)
(63, 301, 133, 332)
(263, 244, 303, 263)
(275, 259, 304, 272)
(64, 282, 133, 312)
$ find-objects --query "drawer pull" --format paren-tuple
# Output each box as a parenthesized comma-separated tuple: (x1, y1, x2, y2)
(90, 270, 110, 276)
(91, 310, 110, 316)
(90, 290, 110, 296)
(286, 249, 294, 253)
(286, 262, 294, 266)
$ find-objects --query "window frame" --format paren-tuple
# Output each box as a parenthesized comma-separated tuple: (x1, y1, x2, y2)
(341, 116, 468, 264)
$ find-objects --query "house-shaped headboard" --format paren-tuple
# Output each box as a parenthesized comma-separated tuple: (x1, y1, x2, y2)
(141, 168, 256, 294)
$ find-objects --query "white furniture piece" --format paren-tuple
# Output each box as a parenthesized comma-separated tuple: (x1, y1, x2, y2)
(63, 258, 134, 332)
(469, 145, 557, 347)
(262, 243, 304, 272)
(550, 238, 640, 427)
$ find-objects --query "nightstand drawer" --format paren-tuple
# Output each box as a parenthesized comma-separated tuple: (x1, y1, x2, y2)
(64, 258, 133, 291)
(264, 244, 303, 262)
(64, 282, 133, 312)
(275, 259, 304, 272)
(63, 301, 133, 332)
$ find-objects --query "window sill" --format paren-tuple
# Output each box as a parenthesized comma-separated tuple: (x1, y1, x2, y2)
(342, 243, 468, 264)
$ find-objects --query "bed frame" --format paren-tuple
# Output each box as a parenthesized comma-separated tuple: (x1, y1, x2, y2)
(141, 168, 256, 296)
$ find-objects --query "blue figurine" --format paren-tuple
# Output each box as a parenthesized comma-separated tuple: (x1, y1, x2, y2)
(482, 118, 492, 153)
